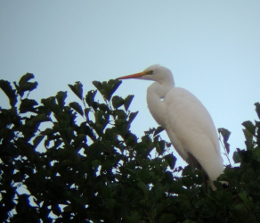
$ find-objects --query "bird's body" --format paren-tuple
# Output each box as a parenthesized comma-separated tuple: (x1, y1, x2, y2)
(117, 65, 224, 189)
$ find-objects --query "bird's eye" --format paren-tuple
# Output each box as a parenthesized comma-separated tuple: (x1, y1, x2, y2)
(146, 70, 154, 75)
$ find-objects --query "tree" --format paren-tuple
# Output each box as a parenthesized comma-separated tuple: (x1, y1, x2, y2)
(0, 73, 260, 223)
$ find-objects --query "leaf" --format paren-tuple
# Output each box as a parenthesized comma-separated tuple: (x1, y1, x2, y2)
(233, 151, 241, 163)
(242, 121, 255, 136)
(80, 123, 96, 140)
(37, 105, 52, 116)
(243, 128, 254, 149)
(153, 126, 164, 137)
(63, 205, 72, 212)
(253, 147, 260, 159)
(144, 127, 156, 136)
(235, 149, 253, 163)
(107, 79, 121, 100)
(238, 192, 249, 204)
(182, 220, 196, 223)
(19, 72, 35, 85)
(224, 166, 237, 178)
(52, 204, 61, 216)
(218, 128, 231, 141)
(68, 81, 83, 100)
(69, 102, 84, 116)
(124, 211, 141, 223)
(0, 79, 17, 106)
(255, 102, 260, 119)
(19, 99, 38, 113)
(94, 123, 104, 136)
(85, 90, 97, 108)
(16, 194, 30, 214)
(41, 97, 59, 114)
(124, 95, 134, 111)
(138, 169, 151, 183)
(165, 154, 176, 169)
(92, 159, 101, 168)
(73, 133, 86, 150)
(218, 128, 231, 154)
(94, 110, 105, 124)
(125, 133, 137, 147)
(93, 79, 121, 101)
(137, 182, 149, 197)
(159, 214, 175, 223)
(15, 73, 38, 97)
(128, 111, 138, 124)
(99, 103, 109, 114)
(112, 96, 125, 109)
(114, 109, 127, 120)
(92, 80, 102, 91)
(156, 140, 165, 155)
(56, 91, 67, 108)
(33, 114, 51, 123)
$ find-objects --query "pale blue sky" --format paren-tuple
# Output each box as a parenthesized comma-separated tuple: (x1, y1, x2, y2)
(1, 1, 260, 166)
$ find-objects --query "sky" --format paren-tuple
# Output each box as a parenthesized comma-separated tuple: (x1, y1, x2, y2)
(0, 1, 260, 167)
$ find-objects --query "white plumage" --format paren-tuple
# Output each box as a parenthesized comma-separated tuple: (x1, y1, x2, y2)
(117, 64, 224, 189)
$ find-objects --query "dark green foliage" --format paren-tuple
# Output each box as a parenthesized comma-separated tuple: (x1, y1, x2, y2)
(218, 128, 231, 154)
(1, 74, 260, 222)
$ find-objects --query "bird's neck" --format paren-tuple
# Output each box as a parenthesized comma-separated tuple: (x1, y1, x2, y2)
(146, 81, 174, 126)
(148, 81, 174, 100)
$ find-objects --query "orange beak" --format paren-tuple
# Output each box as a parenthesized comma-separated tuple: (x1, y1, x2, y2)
(116, 72, 146, 80)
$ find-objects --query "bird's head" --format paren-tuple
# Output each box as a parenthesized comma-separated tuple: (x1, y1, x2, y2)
(116, 64, 174, 85)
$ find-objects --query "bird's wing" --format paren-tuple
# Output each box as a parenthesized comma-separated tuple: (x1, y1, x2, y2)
(164, 87, 223, 181)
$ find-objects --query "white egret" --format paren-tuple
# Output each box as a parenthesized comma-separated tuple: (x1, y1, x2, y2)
(117, 64, 224, 190)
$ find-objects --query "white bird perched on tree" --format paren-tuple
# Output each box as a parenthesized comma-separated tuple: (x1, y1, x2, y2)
(117, 64, 224, 190)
